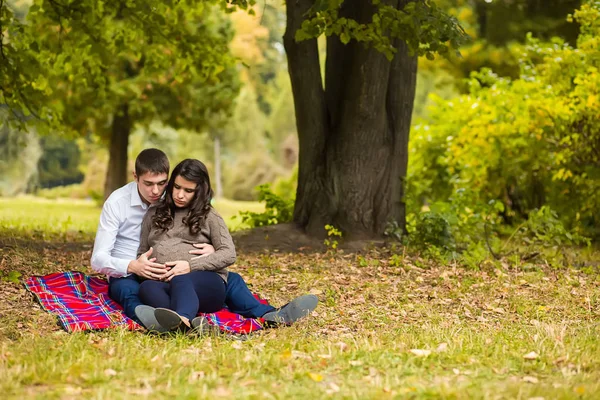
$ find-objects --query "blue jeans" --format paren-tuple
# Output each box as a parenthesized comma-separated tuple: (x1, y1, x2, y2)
(225, 271, 275, 318)
(109, 271, 274, 320)
(108, 274, 143, 323)
(138, 271, 226, 320)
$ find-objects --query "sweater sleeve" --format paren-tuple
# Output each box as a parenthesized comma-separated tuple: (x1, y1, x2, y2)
(190, 209, 236, 272)
(137, 208, 155, 259)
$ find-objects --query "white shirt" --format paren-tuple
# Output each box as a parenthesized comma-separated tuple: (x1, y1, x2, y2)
(91, 181, 149, 278)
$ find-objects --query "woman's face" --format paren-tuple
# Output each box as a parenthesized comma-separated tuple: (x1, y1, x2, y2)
(172, 175, 197, 208)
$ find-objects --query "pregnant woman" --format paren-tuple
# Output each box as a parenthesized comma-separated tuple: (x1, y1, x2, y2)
(136, 158, 235, 332)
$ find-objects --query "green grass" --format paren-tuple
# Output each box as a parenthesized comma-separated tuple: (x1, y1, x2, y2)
(0, 196, 263, 241)
(0, 200, 599, 399)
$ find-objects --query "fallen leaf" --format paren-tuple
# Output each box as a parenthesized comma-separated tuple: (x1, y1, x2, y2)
(308, 372, 323, 382)
(522, 376, 539, 384)
(409, 349, 431, 357)
(436, 342, 448, 352)
(214, 386, 232, 397)
(232, 341, 243, 350)
(349, 360, 363, 366)
(328, 382, 340, 393)
(104, 368, 117, 377)
(523, 351, 539, 360)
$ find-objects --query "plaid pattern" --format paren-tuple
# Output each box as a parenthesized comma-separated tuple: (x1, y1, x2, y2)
(24, 271, 266, 334)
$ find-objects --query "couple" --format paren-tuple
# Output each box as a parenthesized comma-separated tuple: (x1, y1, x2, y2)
(91, 148, 317, 333)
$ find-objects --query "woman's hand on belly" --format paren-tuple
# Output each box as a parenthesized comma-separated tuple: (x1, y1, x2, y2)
(163, 260, 191, 281)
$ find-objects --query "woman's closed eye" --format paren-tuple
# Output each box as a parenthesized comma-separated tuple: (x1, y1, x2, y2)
(174, 184, 194, 193)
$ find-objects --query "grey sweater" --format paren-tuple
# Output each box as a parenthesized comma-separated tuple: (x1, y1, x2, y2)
(137, 207, 235, 282)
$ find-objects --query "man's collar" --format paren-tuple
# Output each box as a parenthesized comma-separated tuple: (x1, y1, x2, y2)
(130, 182, 148, 209)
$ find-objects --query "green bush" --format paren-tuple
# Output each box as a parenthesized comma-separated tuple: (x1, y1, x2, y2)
(408, 3, 600, 238)
(236, 184, 294, 228)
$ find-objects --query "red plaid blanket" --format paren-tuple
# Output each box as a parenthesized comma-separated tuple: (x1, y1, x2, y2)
(24, 271, 266, 334)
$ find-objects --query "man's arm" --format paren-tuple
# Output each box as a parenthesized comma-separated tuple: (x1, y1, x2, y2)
(90, 202, 131, 278)
(189, 211, 236, 272)
(131, 211, 168, 280)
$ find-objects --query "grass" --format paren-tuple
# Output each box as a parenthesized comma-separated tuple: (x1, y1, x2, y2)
(0, 196, 264, 242)
(1, 199, 599, 399)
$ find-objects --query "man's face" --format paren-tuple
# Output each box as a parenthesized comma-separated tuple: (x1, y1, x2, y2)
(135, 172, 168, 205)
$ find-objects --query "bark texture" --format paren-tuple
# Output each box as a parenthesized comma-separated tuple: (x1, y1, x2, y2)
(285, 0, 417, 239)
(103, 103, 131, 199)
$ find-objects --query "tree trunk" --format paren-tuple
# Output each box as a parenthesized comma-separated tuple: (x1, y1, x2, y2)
(213, 135, 223, 199)
(284, 0, 417, 240)
(103, 103, 131, 199)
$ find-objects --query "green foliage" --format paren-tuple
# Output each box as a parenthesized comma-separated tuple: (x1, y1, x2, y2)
(0, 113, 42, 196)
(36, 135, 83, 188)
(296, 0, 469, 61)
(407, 189, 503, 257)
(508, 206, 591, 250)
(324, 224, 342, 252)
(236, 184, 294, 228)
(408, 2, 600, 239)
(2, 0, 241, 138)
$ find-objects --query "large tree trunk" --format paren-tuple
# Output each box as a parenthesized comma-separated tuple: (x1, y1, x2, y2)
(103, 103, 131, 199)
(284, 0, 417, 240)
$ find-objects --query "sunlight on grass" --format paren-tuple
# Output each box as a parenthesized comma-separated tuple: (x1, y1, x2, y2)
(0, 196, 263, 240)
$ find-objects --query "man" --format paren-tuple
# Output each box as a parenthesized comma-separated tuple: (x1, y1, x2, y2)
(91, 148, 317, 332)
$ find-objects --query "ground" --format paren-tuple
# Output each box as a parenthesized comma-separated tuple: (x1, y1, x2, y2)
(0, 198, 599, 398)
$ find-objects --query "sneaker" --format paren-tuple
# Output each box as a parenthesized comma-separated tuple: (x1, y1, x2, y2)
(262, 294, 318, 325)
(134, 305, 169, 333)
(154, 308, 186, 331)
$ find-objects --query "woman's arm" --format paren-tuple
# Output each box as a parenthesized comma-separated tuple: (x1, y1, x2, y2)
(189, 209, 236, 272)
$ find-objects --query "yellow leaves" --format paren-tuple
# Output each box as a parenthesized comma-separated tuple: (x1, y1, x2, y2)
(574, 386, 586, 395)
(307, 372, 323, 382)
(586, 94, 598, 108)
(229, 9, 269, 65)
(553, 168, 574, 181)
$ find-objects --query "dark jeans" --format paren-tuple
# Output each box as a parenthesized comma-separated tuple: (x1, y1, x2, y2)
(108, 271, 275, 322)
(138, 271, 226, 320)
(225, 271, 275, 318)
(108, 274, 143, 323)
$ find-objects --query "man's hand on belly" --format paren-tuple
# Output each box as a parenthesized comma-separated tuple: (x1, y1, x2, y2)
(128, 247, 167, 280)
(189, 243, 215, 259)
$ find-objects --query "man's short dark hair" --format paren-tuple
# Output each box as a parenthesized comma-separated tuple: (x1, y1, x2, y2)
(135, 148, 169, 177)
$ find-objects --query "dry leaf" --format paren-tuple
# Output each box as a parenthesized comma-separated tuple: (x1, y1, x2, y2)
(349, 360, 363, 366)
(308, 372, 324, 382)
(214, 386, 232, 397)
(409, 349, 431, 357)
(523, 351, 539, 360)
(522, 376, 539, 384)
(328, 382, 340, 392)
(436, 342, 448, 352)
(104, 368, 117, 377)
(232, 341, 243, 350)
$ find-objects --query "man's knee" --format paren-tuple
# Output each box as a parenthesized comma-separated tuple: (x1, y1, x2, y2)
(226, 271, 243, 289)
(109, 277, 140, 301)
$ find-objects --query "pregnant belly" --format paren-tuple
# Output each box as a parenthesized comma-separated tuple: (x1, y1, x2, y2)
(152, 239, 197, 263)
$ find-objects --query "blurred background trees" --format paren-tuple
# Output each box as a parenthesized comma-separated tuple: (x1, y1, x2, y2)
(1, 0, 598, 241)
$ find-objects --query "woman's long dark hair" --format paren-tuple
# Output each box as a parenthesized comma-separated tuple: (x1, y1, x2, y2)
(152, 159, 213, 235)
